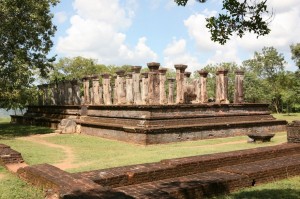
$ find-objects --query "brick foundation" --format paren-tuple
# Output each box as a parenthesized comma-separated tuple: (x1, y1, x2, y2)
(12, 104, 287, 144)
(15, 143, 300, 199)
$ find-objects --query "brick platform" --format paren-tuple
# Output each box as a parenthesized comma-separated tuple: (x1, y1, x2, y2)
(15, 143, 300, 199)
(12, 104, 287, 144)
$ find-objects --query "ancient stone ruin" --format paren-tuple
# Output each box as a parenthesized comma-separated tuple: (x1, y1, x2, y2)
(11, 63, 287, 144)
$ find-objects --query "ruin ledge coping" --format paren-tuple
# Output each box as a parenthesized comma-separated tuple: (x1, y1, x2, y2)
(25, 103, 271, 110)
(79, 120, 287, 134)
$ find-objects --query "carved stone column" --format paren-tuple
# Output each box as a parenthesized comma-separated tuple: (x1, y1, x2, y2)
(116, 70, 126, 105)
(65, 81, 73, 105)
(199, 70, 209, 103)
(91, 75, 100, 105)
(168, 78, 175, 104)
(147, 62, 160, 104)
(174, 64, 187, 104)
(159, 68, 167, 104)
(184, 72, 192, 103)
(234, 70, 245, 103)
(126, 73, 134, 104)
(216, 69, 229, 104)
(99, 84, 103, 104)
(82, 76, 90, 105)
(112, 76, 118, 105)
(141, 72, 149, 104)
(48, 83, 56, 105)
(102, 73, 112, 105)
(132, 66, 142, 104)
(71, 79, 81, 105)
(42, 84, 49, 105)
(184, 72, 191, 90)
(56, 81, 63, 105)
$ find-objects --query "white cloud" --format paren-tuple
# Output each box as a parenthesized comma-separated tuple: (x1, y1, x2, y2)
(54, 11, 67, 24)
(56, 0, 157, 66)
(184, 1, 300, 71)
(163, 38, 201, 72)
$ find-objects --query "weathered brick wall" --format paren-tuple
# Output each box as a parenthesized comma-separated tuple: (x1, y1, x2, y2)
(76, 143, 300, 188)
(287, 120, 300, 143)
(0, 144, 24, 166)
(12, 143, 300, 199)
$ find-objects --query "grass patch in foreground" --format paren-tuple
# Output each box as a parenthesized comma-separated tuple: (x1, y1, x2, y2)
(43, 132, 287, 172)
(0, 139, 64, 165)
(272, 113, 300, 123)
(214, 176, 300, 199)
(0, 168, 44, 199)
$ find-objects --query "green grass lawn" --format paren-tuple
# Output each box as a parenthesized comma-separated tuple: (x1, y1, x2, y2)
(0, 114, 299, 199)
(272, 113, 300, 123)
(44, 132, 287, 173)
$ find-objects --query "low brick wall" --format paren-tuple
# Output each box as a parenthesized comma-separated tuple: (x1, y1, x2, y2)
(287, 120, 300, 143)
(0, 144, 24, 166)
(10, 143, 300, 199)
(75, 143, 300, 188)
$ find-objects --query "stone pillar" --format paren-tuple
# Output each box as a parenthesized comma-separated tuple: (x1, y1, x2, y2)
(141, 72, 149, 104)
(71, 80, 81, 105)
(168, 78, 175, 104)
(198, 70, 209, 103)
(102, 73, 112, 105)
(99, 84, 103, 104)
(174, 64, 187, 104)
(57, 81, 64, 105)
(91, 75, 100, 105)
(184, 72, 192, 103)
(42, 84, 49, 105)
(126, 73, 134, 104)
(48, 83, 56, 105)
(216, 69, 229, 104)
(65, 81, 72, 105)
(116, 70, 126, 105)
(89, 87, 94, 105)
(159, 68, 167, 104)
(147, 62, 160, 104)
(184, 72, 191, 90)
(234, 70, 244, 104)
(113, 81, 118, 105)
(132, 66, 142, 104)
(82, 76, 90, 105)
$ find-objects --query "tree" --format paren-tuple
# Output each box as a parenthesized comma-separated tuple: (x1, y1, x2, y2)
(0, 0, 59, 110)
(243, 46, 287, 113)
(175, 0, 271, 44)
(290, 43, 300, 69)
(48, 56, 132, 82)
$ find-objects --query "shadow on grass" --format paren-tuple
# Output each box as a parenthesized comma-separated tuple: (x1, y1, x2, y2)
(227, 188, 300, 199)
(0, 122, 53, 139)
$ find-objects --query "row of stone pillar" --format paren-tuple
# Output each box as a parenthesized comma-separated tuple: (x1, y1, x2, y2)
(37, 80, 81, 106)
(79, 63, 244, 105)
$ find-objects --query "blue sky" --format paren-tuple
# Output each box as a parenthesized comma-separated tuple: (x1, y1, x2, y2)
(51, 0, 300, 72)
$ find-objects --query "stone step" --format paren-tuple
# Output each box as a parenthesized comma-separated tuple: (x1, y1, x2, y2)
(113, 154, 300, 199)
